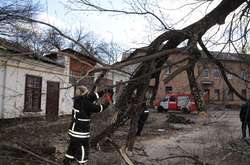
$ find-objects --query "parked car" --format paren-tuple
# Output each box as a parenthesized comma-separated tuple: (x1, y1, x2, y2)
(155, 93, 197, 113)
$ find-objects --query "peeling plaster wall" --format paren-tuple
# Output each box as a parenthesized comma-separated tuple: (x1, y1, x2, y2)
(0, 61, 6, 118)
(0, 56, 73, 119)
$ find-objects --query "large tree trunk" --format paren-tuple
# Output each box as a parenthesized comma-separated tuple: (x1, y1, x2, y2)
(126, 104, 140, 151)
(186, 59, 205, 112)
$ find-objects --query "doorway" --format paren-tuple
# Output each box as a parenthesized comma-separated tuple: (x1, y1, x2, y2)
(46, 81, 60, 120)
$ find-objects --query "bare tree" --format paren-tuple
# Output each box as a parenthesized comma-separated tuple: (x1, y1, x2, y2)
(0, 0, 40, 38)
(64, 1, 250, 158)
(69, 30, 123, 64)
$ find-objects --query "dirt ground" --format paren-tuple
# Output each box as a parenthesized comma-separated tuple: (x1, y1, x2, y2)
(132, 107, 250, 165)
(1, 105, 250, 165)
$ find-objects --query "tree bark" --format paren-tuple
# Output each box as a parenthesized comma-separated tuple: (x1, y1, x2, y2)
(186, 59, 205, 112)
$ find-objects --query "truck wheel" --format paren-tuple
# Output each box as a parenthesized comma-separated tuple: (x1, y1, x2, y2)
(181, 108, 190, 114)
(158, 106, 165, 112)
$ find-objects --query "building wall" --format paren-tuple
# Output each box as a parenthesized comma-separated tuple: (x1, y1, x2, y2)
(156, 53, 250, 106)
(0, 61, 6, 118)
(68, 56, 96, 89)
(196, 60, 250, 106)
(0, 56, 73, 119)
(156, 53, 190, 100)
(109, 70, 130, 102)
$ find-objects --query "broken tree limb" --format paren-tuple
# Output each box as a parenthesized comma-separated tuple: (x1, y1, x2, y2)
(215, 152, 232, 165)
(90, 106, 130, 146)
(202, 112, 226, 126)
(151, 155, 210, 165)
(167, 114, 195, 124)
(0, 143, 60, 165)
(106, 137, 134, 165)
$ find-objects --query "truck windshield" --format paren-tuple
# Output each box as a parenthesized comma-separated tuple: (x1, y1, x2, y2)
(178, 96, 190, 106)
(162, 96, 168, 102)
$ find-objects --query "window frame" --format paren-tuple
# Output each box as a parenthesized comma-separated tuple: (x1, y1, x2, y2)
(224, 89, 233, 101)
(226, 73, 233, 80)
(214, 89, 220, 101)
(242, 89, 247, 98)
(24, 74, 42, 112)
(202, 67, 209, 78)
(240, 69, 246, 80)
(212, 68, 220, 79)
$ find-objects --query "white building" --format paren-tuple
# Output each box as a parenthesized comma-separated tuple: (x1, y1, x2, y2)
(0, 39, 73, 119)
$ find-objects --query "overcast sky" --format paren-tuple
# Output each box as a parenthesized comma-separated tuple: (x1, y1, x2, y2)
(38, 0, 222, 50)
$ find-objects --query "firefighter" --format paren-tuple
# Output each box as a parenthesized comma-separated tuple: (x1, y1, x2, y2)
(63, 85, 109, 165)
(136, 101, 149, 136)
(240, 101, 250, 139)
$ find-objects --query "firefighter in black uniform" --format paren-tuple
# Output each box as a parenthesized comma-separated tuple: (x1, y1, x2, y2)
(63, 86, 108, 165)
(136, 101, 149, 136)
(240, 101, 250, 138)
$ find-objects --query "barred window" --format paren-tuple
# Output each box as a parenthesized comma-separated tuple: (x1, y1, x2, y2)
(24, 75, 42, 112)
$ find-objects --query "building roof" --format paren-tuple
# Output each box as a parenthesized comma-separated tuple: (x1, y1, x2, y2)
(201, 51, 250, 62)
(62, 48, 103, 64)
(0, 38, 30, 53)
(0, 38, 64, 67)
(46, 48, 105, 66)
(123, 45, 250, 63)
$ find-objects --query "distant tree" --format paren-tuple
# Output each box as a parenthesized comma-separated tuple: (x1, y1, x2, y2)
(0, 0, 40, 38)
(95, 41, 123, 64)
(68, 29, 123, 63)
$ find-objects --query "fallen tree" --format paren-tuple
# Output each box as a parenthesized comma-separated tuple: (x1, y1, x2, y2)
(2, 0, 250, 164)
(84, 0, 249, 155)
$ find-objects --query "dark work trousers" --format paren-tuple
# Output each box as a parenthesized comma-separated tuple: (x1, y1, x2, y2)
(136, 111, 149, 136)
(64, 120, 90, 165)
(242, 122, 250, 138)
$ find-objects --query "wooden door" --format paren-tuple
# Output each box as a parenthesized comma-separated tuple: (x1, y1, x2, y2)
(204, 89, 210, 103)
(46, 81, 60, 120)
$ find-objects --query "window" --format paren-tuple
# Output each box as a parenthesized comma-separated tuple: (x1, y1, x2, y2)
(163, 62, 172, 75)
(165, 66, 172, 75)
(202, 67, 209, 78)
(242, 89, 247, 98)
(165, 86, 172, 93)
(226, 73, 233, 80)
(212, 68, 220, 78)
(214, 89, 220, 101)
(240, 70, 246, 80)
(224, 89, 233, 101)
(24, 75, 42, 112)
(70, 70, 81, 78)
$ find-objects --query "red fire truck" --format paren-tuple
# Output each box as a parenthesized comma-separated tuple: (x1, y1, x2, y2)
(155, 93, 197, 113)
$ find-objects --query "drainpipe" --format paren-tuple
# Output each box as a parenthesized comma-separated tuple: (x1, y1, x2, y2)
(0, 61, 7, 119)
